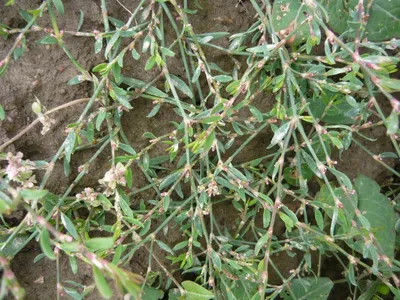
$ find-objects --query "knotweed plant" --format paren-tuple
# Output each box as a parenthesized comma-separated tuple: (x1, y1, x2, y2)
(0, 0, 400, 299)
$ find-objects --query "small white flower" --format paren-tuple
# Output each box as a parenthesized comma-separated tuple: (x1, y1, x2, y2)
(206, 180, 219, 197)
(75, 187, 99, 203)
(98, 163, 127, 195)
(5, 152, 36, 187)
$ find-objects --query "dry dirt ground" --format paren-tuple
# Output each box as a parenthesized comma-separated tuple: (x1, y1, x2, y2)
(0, 0, 397, 299)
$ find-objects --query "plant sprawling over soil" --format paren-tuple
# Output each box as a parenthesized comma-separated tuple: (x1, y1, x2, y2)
(0, 0, 400, 299)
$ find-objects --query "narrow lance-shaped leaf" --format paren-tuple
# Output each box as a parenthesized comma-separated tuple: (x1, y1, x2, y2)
(156, 240, 174, 255)
(85, 237, 114, 251)
(269, 121, 290, 147)
(65, 132, 76, 162)
(77, 10, 84, 31)
(159, 171, 182, 190)
(255, 233, 269, 255)
(386, 109, 399, 135)
(170, 75, 193, 99)
(0, 104, 5, 120)
(52, 0, 64, 15)
(105, 31, 120, 59)
(61, 212, 79, 240)
(93, 266, 112, 299)
(181, 281, 214, 300)
(40, 228, 56, 260)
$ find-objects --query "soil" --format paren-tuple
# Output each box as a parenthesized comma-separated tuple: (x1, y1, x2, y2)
(0, 0, 397, 299)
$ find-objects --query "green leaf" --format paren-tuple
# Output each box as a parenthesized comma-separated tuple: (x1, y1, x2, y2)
(69, 256, 78, 274)
(18, 9, 32, 23)
(301, 149, 322, 178)
(211, 250, 221, 270)
(386, 110, 399, 135)
(170, 75, 193, 99)
(94, 38, 103, 54)
(13, 37, 25, 60)
(67, 75, 84, 86)
(115, 94, 133, 109)
(282, 277, 333, 300)
(263, 209, 271, 228)
(228, 166, 247, 181)
(118, 191, 134, 218)
(0, 104, 5, 120)
(347, 264, 357, 286)
(214, 75, 232, 83)
(119, 143, 136, 155)
(0, 235, 29, 257)
(254, 233, 268, 255)
(328, 167, 353, 191)
(156, 240, 174, 255)
(181, 281, 214, 300)
(139, 219, 151, 236)
(112, 63, 121, 84)
(270, 121, 290, 147)
(125, 167, 133, 189)
(0, 61, 9, 76)
(59, 242, 79, 253)
(249, 106, 263, 122)
(77, 10, 84, 31)
(279, 212, 294, 232)
(147, 104, 161, 118)
(117, 52, 124, 67)
(143, 132, 156, 139)
(40, 229, 56, 260)
(160, 46, 175, 57)
(142, 286, 164, 300)
(163, 194, 170, 211)
(378, 77, 400, 92)
(105, 31, 120, 58)
(145, 56, 156, 70)
(284, 165, 313, 186)
(246, 44, 275, 54)
(226, 80, 240, 94)
(124, 217, 144, 228)
(317, 185, 358, 228)
(203, 130, 215, 152)
(173, 240, 188, 251)
(65, 132, 76, 162)
(63, 287, 82, 300)
(85, 237, 114, 251)
(215, 176, 235, 190)
(355, 175, 396, 261)
(131, 48, 140, 60)
(200, 116, 222, 124)
(324, 39, 335, 65)
(159, 171, 182, 190)
(52, 0, 64, 15)
(96, 111, 106, 131)
(93, 266, 112, 299)
(143, 152, 149, 171)
(20, 189, 48, 200)
(108, 17, 124, 28)
(314, 208, 324, 230)
(61, 212, 79, 240)
(192, 66, 201, 83)
(37, 36, 58, 45)
(122, 76, 168, 98)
